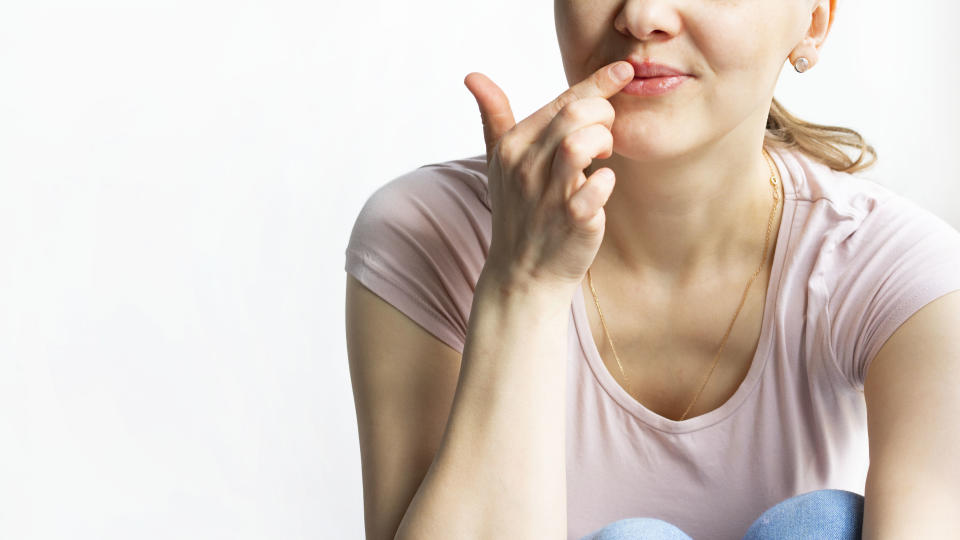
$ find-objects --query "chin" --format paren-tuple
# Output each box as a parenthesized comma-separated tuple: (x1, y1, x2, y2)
(610, 131, 682, 162)
(611, 112, 708, 159)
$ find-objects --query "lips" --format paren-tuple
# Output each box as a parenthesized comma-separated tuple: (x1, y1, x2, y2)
(627, 58, 690, 78)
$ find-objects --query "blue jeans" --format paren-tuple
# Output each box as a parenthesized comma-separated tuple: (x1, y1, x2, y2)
(579, 489, 864, 539)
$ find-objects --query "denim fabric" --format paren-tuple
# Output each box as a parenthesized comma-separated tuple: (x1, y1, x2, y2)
(741, 489, 864, 540)
(578, 517, 694, 540)
(578, 488, 864, 540)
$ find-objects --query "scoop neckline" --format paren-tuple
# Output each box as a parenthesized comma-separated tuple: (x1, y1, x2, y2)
(571, 144, 798, 434)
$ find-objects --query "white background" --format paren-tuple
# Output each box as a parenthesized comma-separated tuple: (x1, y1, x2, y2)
(2, 1, 958, 539)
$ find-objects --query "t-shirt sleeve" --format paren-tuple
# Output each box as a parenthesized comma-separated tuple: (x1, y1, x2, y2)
(826, 195, 960, 392)
(344, 160, 491, 354)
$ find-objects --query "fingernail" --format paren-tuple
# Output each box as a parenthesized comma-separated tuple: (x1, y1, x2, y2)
(611, 62, 634, 81)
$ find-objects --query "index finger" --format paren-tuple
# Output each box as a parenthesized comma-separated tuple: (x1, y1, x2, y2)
(510, 61, 634, 146)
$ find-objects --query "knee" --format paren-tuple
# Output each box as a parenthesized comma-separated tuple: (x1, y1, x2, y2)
(743, 488, 864, 540)
(581, 517, 693, 540)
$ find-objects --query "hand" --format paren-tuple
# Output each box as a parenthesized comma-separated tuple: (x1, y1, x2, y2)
(463, 61, 635, 295)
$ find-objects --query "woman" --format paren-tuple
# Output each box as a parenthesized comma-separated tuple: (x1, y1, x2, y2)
(346, 0, 960, 538)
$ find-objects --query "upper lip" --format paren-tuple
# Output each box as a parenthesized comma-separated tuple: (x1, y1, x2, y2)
(626, 58, 691, 78)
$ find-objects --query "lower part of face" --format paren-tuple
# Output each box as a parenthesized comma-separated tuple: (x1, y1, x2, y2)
(553, 0, 806, 161)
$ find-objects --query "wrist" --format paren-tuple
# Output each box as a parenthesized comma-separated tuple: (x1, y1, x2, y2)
(475, 267, 576, 316)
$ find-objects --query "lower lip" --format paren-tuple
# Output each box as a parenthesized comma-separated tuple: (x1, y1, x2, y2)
(621, 75, 691, 96)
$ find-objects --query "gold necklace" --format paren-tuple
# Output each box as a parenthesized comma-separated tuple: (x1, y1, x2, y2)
(586, 147, 781, 421)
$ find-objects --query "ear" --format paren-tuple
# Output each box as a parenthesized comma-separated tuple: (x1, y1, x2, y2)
(789, 0, 835, 69)
(813, 0, 836, 50)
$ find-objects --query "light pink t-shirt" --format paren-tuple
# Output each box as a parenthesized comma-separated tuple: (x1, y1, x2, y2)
(344, 145, 960, 540)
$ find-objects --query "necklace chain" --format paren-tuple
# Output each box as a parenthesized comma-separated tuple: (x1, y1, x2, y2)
(586, 147, 782, 421)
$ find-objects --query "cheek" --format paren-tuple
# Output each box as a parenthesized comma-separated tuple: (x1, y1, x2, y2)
(693, 12, 770, 74)
(688, 9, 784, 115)
(555, 3, 616, 83)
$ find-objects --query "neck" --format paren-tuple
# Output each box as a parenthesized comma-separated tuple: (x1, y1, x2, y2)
(585, 130, 782, 289)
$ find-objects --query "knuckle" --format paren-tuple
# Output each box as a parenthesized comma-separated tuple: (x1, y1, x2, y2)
(560, 138, 593, 170)
(551, 92, 577, 118)
(599, 125, 614, 145)
(585, 123, 612, 144)
(600, 98, 616, 117)
(560, 135, 586, 157)
(567, 196, 589, 222)
(560, 100, 589, 125)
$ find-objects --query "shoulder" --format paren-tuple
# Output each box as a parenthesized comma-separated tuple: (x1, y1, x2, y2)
(780, 148, 960, 388)
(347, 153, 492, 267)
(344, 153, 492, 353)
(779, 145, 898, 215)
(361, 153, 491, 217)
(775, 146, 959, 266)
(783, 146, 960, 305)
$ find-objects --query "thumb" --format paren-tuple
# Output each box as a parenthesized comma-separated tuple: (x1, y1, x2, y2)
(464, 72, 516, 165)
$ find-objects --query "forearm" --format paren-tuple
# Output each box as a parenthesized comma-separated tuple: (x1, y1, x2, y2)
(395, 272, 572, 540)
(862, 470, 960, 540)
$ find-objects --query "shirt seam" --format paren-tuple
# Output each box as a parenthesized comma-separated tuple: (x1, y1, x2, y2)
(820, 198, 894, 395)
(345, 246, 466, 350)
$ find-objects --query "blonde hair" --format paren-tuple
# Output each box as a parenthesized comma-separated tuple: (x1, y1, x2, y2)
(763, 96, 877, 174)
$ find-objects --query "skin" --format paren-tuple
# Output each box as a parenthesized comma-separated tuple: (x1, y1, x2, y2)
(552, 0, 835, 418)
(555, 0, 833, 284)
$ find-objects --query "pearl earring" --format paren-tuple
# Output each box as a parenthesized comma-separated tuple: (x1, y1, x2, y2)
(793, 57, 810, 73)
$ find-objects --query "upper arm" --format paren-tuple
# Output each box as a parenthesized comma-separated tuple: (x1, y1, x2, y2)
(345, 273, 463, 540)
(861, 289, 960, 539)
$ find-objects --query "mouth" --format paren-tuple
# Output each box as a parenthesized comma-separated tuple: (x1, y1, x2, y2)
(626, 58, 692, 78)
(634, 75, 688, 81)
(621, 73, 691, 97)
